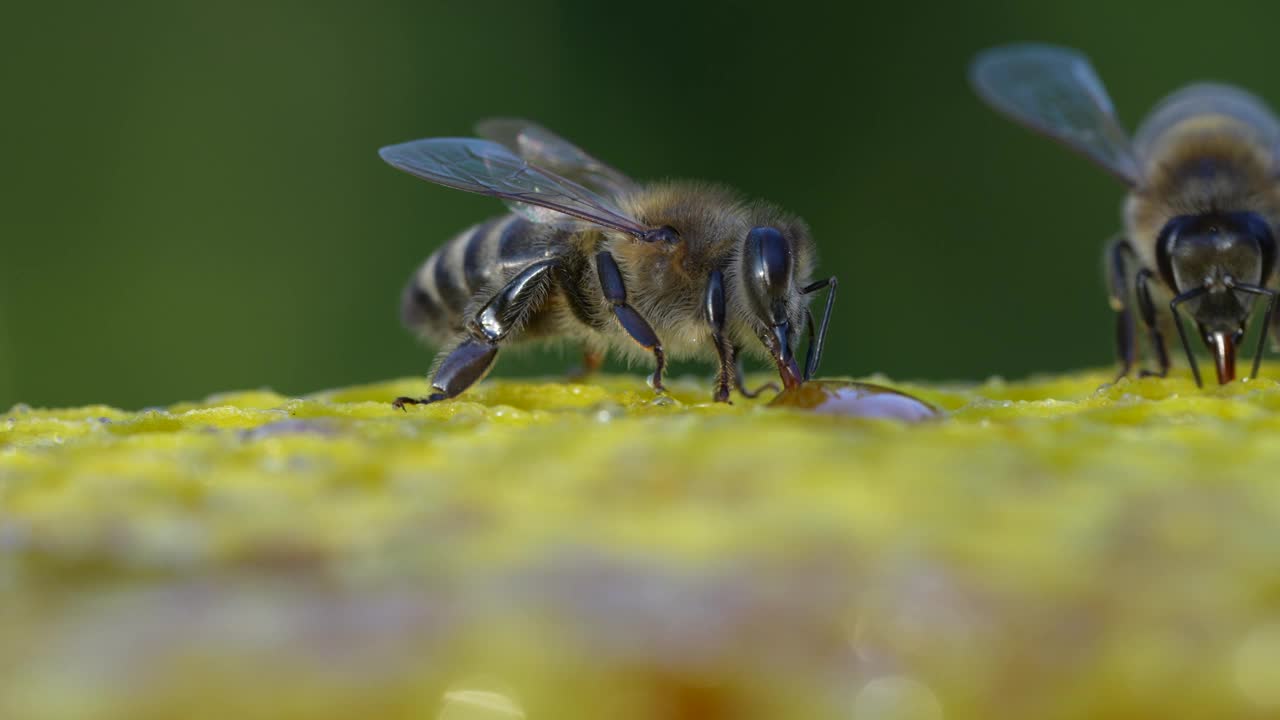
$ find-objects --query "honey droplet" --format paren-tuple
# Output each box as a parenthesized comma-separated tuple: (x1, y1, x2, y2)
(769, 381, 941, 422)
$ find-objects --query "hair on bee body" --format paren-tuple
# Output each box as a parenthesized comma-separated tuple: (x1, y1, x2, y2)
(383, 119, 837, 407)
(972, 44, 1280, 386)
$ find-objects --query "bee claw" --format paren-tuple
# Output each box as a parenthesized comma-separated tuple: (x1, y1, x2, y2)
(392, 393, 447, 410)
(738, 382, 780, 399)
(647, 367, 667, 394)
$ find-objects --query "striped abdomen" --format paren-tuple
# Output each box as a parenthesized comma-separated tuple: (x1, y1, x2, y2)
(401, 214, 559, 343)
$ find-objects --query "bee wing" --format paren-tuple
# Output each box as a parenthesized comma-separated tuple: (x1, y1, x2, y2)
(476, 117, 640, 198)
(379, 137, 649, 237)
(970, 44, 1142, 185)
(1132, 83, 1280, 170)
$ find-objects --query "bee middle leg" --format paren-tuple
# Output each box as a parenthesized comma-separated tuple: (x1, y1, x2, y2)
(595, 251, 666, 393)
(394, 260, 559, 409)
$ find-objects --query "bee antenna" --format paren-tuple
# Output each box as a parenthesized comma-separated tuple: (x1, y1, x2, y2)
(801, 276, 838, 380)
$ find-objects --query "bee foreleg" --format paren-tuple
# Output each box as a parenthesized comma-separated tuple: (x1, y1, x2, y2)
(595, 251, 665, 393)
(731, 348, 779, 399)
(703, 269, 734, 402)
(1134, 268, 1170, 377)
(1106, 237, 1139, 381)
(1170, 287, 1209, 388)
(393, 260, 559, 409)
(1229, 283, 1278, 380)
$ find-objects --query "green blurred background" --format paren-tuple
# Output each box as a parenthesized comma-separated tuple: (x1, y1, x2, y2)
(4, 0, 1278, 408)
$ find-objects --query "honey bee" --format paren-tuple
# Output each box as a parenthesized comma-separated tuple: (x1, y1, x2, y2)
(381, 119, 837, 407)
(972, 44, 1280, 386)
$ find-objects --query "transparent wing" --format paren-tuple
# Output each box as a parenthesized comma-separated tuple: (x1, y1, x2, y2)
(970, 44, 1141, 185)
(1133, 83, 1280, 168)
(476, 117, 639, 198)
(379, 137, 649, 237)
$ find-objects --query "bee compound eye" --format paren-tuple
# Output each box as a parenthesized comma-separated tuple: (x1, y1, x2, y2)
(744, 226, 792, 301)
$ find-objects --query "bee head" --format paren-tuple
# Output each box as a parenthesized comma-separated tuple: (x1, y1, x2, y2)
(742, 225, 803, 388)
(1157, 211, 1276, 383)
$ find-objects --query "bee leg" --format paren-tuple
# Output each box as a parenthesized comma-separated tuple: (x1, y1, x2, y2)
(703, 269, 783, 401)
(732, 348, 780, 399)
(596, 251, 666, 393)
(393, 338, 496, 409)
(1134, 268, 1170, 377)
(1170, 287, 1209, 388)
(703, 269, 734, 402)
(1228, 283, 1278, 380)
(1105, 237, 1139, 381)
(394, 260, 559, 409)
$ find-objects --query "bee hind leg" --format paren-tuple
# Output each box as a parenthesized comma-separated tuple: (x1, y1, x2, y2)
(595, 251, 666, 393)
(394, 260, 559, 409)
(393, 338, 498, 409)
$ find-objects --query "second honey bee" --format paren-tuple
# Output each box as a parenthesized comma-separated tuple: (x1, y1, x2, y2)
(381, 119, 837, 406)
(972, 44, 1280, 386)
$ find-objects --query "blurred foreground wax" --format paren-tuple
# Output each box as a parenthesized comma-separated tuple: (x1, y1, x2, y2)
(4, 371, 1280, 719)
